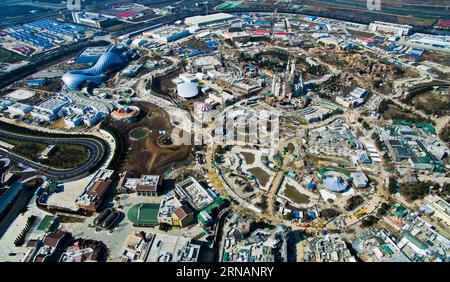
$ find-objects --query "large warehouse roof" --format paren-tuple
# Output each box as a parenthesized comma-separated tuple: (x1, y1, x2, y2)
(177, 82, 199, 98)
(184, 13, 234, 26)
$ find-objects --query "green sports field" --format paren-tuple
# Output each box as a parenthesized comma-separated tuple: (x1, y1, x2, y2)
(0, 47, 26, 64)
(127, 203, 160, 226)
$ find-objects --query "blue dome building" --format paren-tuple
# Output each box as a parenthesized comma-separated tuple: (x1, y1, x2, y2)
(62, 47, 125, 90)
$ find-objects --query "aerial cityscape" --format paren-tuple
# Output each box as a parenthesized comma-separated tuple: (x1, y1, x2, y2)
(0, 0, 449, 266)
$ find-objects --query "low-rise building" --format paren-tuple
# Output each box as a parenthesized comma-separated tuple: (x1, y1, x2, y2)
(173, 206, 195, 228)
(158, 192, 181, 226)
(369, 21, 412, 36)
(31, 96, 70, 121)
(174, 177, 214, 211)
(123, 175, 162, 196)
(208, 91, 237, 106)
(75, 169, 114, 212)
(7, 102, 32, 116)
(145, 233, 201, 262)
(314, 235, 356, 262)
(72, 12, 118, 28)
(422, 195, 450, 227)
(143, 25, 190, 42)
(351, 172, 369, 188)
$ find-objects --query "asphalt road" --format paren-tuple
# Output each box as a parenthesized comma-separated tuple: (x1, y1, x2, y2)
(0, 130, 107, 182)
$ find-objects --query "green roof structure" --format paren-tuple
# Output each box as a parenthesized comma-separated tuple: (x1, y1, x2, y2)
(47, 182, 59, 193)
(202, 196, 225, 214)
(37, 215, 56, 232)
(390, 204, 407, 218)
(381, 244, 394, 255)
(273, 153, 284, 165)
(404, 231, 428, 250)
(198, 212, 210, 224)
(127, 203, 160, 226)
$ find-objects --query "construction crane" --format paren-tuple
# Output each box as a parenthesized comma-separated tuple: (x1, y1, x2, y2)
(196, 2, 209, 15)
(203, 2, 209, 15)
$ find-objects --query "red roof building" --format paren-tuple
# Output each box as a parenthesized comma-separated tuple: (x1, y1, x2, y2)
(173, 205, 194, 228)
(76, 179, 112, 212)
(436, 19, 450, 28)
(246, 29, 271, 37)
(116, 11, 138, 18)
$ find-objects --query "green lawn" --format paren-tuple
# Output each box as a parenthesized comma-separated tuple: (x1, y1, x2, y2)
(0, 47, 26, 64)
(0, 137, 89, 169)
(2, 138, 47, 160)
(130, 127, 149, 140)
(44, 145, 89, 169)
(127, 203, 160, 226)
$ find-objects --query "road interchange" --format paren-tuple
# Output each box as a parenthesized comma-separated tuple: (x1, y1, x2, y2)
(0, 129, 108, 182)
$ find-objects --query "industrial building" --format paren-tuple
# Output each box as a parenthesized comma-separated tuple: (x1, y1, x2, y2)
(31, 96, 70, 122)
(3, 18, 89, 52)
(76, 45, 111, 64)
(399, 34, 450, 53)
(368, 21, 412, 36)
(6, 102, 32, 116)
(184, 13, 234, 27)
(72, 12, 118, 29)
(143, 25, 190, 42)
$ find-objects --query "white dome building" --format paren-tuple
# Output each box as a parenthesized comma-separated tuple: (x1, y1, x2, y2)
(177, 82, 199, 99)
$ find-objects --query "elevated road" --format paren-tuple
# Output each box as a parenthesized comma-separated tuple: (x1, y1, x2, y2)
(0, 130, 108, 182)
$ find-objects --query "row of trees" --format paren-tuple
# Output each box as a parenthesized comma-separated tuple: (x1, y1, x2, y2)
(14, 215, 37, 247)
(99, 118, 127, 172)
